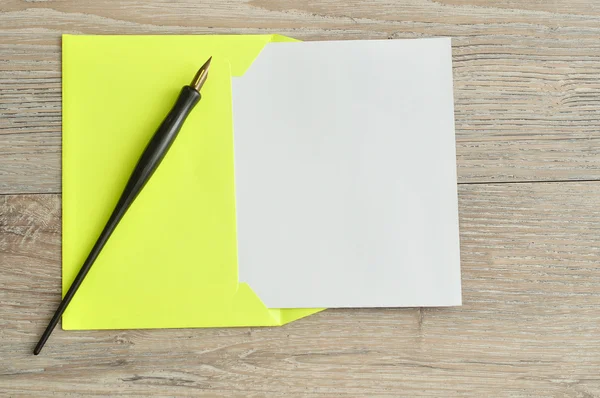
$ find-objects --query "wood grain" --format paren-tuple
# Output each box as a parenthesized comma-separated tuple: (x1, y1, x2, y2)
(1, 184, 600, 397)
(1, 1, 600, 193)
(2, 1, 600, 396)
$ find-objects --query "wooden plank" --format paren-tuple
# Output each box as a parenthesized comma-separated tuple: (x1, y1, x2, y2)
(1, 1, 600, 193)
(1, 183, 599, 396)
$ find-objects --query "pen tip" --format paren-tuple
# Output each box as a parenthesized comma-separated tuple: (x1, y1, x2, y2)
(190, 56, 212, 92)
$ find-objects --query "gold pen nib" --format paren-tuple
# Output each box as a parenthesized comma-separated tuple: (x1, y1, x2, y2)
(190, 56, 212, 92)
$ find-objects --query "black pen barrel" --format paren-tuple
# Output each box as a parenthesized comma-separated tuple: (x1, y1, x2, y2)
(34, 86, 201, 355)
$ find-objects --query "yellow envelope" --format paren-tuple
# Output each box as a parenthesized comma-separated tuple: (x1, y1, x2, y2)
(62, 34, 322, 329)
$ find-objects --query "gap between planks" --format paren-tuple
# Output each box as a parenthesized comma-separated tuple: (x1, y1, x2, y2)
(3, 178, 600, 197)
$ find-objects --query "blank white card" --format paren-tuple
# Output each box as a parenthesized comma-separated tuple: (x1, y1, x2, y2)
(233, 38, 461, 308)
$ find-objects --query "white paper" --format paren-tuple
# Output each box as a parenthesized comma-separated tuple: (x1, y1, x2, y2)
(232, 38, 461, 308)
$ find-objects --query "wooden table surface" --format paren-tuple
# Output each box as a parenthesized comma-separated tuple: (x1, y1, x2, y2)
(2, 1, 600, 397)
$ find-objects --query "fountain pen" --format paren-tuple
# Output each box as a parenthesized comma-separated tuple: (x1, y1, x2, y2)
(34, 56, 213, 355)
